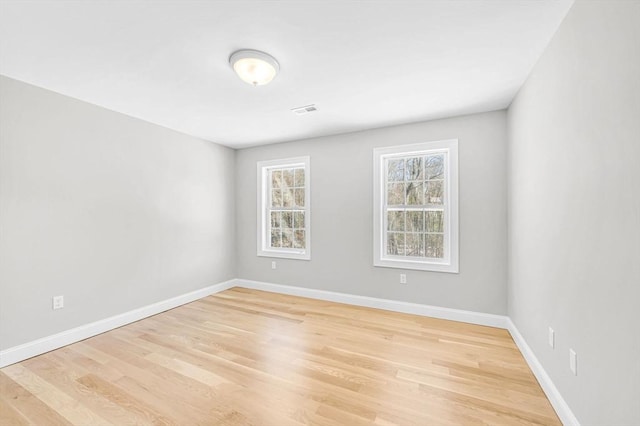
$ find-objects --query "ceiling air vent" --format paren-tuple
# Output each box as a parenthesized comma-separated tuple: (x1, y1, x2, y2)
(291, 104, 318, 115)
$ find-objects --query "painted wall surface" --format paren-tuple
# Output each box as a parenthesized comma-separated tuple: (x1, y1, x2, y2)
(507, 1, 640, 424)
(236, 111, 508, 315)
(0, 76, 236, 350)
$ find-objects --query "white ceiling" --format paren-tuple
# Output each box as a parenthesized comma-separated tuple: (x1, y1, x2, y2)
(0, 0, 573, 148)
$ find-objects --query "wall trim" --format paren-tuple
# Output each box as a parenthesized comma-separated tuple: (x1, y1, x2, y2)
(233, 278, 509, 328)
(507, 318, 580, 426)
(0, 279, 235, 368)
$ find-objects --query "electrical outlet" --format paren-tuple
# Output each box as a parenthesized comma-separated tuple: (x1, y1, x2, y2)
(271, 261, 277, 270)
(548, 327, 555, 348)
(569, 349, 577, 375)
(52, 295, 64, 310)
(400, 273, 407, 284)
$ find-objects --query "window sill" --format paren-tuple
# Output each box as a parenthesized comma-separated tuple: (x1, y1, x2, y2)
(374, 258, 458, 273)
(257, 249, 311, 261)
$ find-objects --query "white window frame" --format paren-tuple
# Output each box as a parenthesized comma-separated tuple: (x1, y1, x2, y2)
(373, 140, 459, 273)
(257, 156, 311, 260)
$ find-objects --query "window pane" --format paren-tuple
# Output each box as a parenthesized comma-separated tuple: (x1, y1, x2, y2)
(270, 229, 281, 248)
(405, 233, 425, 257)
(426, 234, 444, 258)
(271, 170, 283, 189)
(388, 159, 404, 182)
(294, 211, 305, 229)
(387, 183, 404, 205)
(271, 189, 282, 207)
(387, 210, 404, 231)
(387, 232, 405, 256)
(294, 188, 305, 207)
(406, 211, 424, 232)
(405, 181, 424, 205)
(270, 211, 281, 228)
(282, 229, 293, 248)
(405, 157, 423, 181)
(294, 230, 305, 248)
(281, 211, 293, 228)
(282, 189, 294, 207)
(426, 211, 444, 232)
(294, 168, 305, 187)
(425, 180, 444, 204)
(283, 169, 295, 188)
(426, 154, 444, 180)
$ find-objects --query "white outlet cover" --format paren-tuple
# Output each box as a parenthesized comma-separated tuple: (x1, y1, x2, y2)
(52, 295, 64, 310)
(271, 261, 277, 270)
(548, 327, 555, 348)
(569, 349, 577, 375)
(400, 274, 407, 284)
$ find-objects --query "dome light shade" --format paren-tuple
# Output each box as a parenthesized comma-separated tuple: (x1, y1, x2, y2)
(229, 49, 279, 86)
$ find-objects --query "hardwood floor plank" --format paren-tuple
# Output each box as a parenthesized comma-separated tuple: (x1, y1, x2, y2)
(75, 373, 175, 425)
(2, 364, 112, 425)
(0, 372, 72, 425)
(0, 288, 561, 425)
(0, 397, 30, 426)
(21, 354, 155, 426)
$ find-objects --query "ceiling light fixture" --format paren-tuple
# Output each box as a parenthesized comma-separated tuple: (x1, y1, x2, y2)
(229, 49, 279, 86)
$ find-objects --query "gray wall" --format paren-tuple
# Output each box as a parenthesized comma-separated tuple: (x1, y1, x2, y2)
(507, 1, 640, 425)
(0, 76, 236, 350)
(236, 111, 508, 315)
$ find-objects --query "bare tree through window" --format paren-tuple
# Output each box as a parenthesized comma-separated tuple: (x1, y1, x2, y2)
(385, 154, 445, 259)
(269, 166, 306, 249)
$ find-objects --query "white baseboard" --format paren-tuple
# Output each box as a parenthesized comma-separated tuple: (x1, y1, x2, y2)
(232, 278, 509, 329)
(0, 279, 235, 368)
(507, 318, 580, 426)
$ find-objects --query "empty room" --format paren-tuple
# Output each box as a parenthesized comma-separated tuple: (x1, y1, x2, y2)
(0, 0, 638, 425)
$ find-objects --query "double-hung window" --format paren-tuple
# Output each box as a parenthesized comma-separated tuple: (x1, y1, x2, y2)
(257, 157, 310, 260)
(373, 140, 458, 273)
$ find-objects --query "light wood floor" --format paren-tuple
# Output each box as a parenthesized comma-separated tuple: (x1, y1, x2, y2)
(0, 288, 560, 425)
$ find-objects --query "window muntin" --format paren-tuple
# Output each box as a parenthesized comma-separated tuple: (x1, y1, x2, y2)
(373, 141, 458, 273)
(257, 157, 310, 260)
